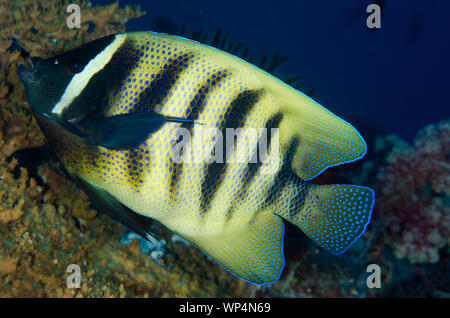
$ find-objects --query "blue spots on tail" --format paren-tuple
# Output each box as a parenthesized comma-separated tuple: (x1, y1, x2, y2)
(299, 184, 375, 255)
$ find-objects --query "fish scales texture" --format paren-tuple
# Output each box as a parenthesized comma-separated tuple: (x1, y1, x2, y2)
(20, 31, 375, 284)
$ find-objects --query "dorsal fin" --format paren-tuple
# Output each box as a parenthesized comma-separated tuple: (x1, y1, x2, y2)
(279, 90, 367, 180)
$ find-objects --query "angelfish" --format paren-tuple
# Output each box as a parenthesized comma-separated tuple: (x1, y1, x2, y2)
(19, 32, 375, 285)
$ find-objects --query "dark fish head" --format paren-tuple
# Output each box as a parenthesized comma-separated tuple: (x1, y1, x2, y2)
(19, 34, 118, 121)
(18, 55, 73, 116)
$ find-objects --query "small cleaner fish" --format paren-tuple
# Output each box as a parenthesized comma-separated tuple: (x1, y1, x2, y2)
(19, 31, 375, 285)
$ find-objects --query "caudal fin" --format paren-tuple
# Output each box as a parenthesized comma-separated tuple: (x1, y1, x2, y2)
(292, 184, 375, 255)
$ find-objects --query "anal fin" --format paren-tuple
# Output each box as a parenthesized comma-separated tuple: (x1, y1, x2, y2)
(185, 208, 285, 285)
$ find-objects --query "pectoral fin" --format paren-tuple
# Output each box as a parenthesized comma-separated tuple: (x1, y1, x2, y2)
(57, 111, 198, 150)
(79, 111, 167, 150)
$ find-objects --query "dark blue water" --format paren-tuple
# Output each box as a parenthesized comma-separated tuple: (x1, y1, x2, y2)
(95, 0, 450, 143)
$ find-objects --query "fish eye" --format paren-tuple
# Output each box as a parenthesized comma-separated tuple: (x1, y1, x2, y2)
(68, 59, 83, 74)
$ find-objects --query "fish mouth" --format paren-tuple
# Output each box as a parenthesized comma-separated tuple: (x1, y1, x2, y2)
(18, 57, 42, 84)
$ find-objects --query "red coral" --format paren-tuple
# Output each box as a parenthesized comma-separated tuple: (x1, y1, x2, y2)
(375, 120, 450, 263)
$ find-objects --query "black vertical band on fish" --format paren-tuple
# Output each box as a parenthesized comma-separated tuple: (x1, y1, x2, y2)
(134, 52, 191, 113)
(262, 136, 299, 208)
(199, 89, 263, 216)
(168, 70, 226, 196)
(225, 112, 284, 222)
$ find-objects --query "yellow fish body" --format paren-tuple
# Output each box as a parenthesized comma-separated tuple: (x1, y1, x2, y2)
(19, 32, 374, 284)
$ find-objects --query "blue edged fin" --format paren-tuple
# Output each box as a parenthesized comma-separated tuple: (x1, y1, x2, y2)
(281, 92, 367, 181)
(185, 209, 284, 285)
(295, 184, 375, 255)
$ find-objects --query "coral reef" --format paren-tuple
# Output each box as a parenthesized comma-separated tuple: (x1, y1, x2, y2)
(0, 49, 46, 156)
(375, 120, 450, 264)
(0, 0, 251, 298)
(0, 0, 144, 57)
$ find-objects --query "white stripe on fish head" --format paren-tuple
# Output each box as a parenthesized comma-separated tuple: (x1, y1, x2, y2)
(51, 33, 126, 115)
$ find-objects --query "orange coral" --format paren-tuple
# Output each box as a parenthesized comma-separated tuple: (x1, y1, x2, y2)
(37, 163, 98, 220)
(0, 0, 145, 57)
